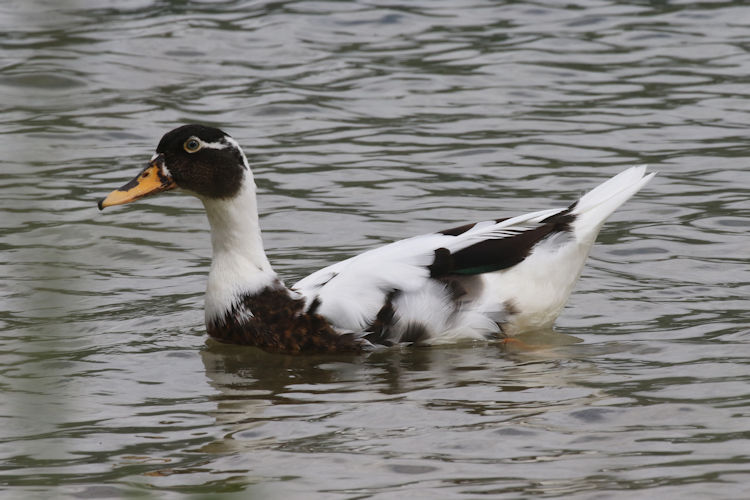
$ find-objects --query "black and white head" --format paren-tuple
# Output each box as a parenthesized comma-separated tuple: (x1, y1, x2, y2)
(98, 124, 275, 324)
(98, 124, 251, 209)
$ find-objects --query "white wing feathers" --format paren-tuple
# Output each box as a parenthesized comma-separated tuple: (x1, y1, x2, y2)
(293, 165, 653, 342)
(292, 208, 569, 334)
(293, 233, 451, 332)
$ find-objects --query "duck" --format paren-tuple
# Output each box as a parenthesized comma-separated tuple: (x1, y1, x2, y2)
(98, 124, 654, 354)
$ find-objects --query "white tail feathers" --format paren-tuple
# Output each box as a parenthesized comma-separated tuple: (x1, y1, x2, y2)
(572, 165, 655, 238)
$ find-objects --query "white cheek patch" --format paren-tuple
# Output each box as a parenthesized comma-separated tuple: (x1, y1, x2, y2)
(150, 152, 159, 161)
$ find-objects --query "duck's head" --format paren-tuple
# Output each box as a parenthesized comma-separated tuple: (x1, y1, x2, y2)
(98, 124, 250, 210)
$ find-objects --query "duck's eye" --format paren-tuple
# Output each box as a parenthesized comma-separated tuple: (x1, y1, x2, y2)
(184, 138, 202, 153)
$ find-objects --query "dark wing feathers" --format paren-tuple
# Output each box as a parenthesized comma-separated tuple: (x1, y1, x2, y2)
(428, 210, 576, 278)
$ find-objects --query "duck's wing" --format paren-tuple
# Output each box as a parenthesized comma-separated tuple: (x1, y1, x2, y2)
(292, 205, 572, 335)
(293, 165, 654, 342)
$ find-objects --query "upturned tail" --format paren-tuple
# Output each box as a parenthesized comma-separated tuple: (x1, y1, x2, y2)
(572, 165, 655, 239)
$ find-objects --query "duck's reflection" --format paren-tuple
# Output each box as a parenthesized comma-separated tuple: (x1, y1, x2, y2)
(197, 330, 595, 454)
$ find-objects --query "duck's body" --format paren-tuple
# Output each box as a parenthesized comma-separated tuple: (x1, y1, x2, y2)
(99, 124, 654, 353)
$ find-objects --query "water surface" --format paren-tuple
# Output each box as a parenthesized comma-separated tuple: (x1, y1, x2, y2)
(1, 0, 749, 498)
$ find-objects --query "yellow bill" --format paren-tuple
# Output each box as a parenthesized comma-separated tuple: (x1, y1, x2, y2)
(98, 157, 176, 210)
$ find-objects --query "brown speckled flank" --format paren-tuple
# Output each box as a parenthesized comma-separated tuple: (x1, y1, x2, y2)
(207, 286, 364, 354)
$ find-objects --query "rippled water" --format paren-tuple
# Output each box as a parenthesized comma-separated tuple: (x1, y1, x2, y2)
(2, 0, 749, 498)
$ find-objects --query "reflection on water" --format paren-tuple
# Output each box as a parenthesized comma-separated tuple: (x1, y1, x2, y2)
(1, 0, 749, 497)
(197, 337, 604, 467)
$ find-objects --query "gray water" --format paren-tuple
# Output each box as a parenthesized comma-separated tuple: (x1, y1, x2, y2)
(1, 1, 749, 498)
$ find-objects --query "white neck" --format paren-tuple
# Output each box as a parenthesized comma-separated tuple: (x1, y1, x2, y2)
(200, 174, 278, 324)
